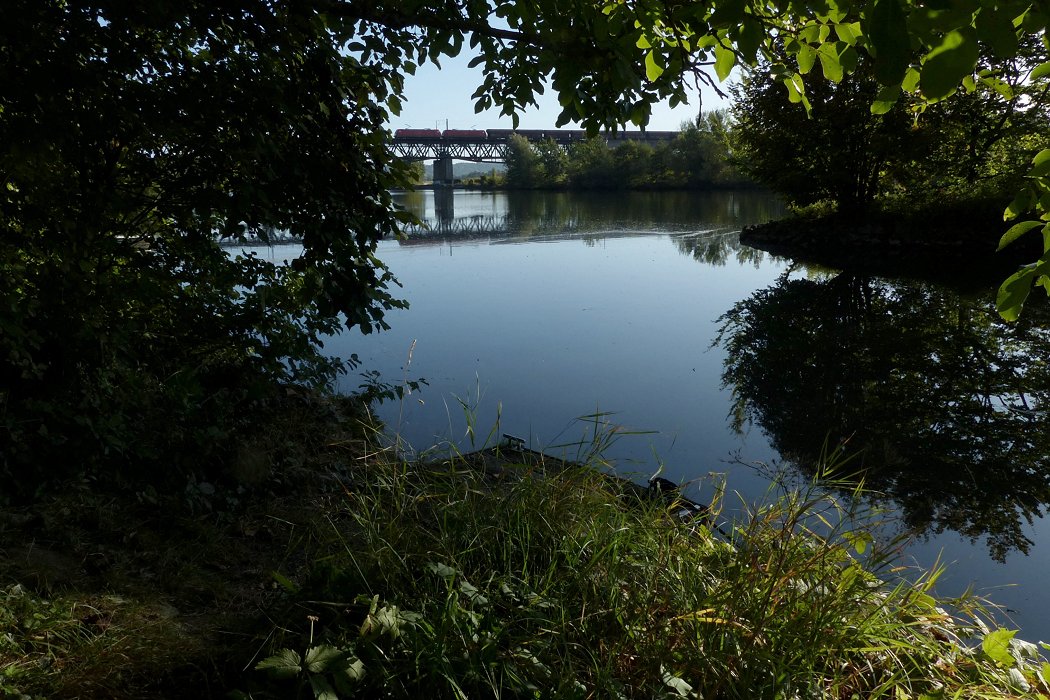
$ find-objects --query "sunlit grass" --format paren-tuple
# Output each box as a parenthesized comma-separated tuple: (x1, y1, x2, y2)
(3, 401, 1045, 698)
(243, 426, 1050, 699)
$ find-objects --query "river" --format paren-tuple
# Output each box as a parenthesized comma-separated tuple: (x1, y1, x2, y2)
(255, 189, 1050, 642)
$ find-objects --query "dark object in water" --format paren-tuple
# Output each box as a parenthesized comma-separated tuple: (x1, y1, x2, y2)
(649, 476, 679, 493)
(444, 435, 714, 527)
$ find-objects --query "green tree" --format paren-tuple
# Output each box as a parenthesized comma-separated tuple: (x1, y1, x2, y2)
(1, 0, 415, 492)
(731, 61, 919, 212)
(894, 37, 1050, 200)
(612, 140, 655, 188)
(534, 138, 569, 186)
(504, 134, 544, 188)
(568, 138, 616, 188)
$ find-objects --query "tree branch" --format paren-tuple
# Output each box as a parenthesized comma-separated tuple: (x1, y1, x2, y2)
(322, 0, 541, 45)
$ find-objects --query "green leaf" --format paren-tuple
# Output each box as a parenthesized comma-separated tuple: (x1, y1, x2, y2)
(1040, 662, 1050, 685)
(901, 66, 921, 92)
(843, 531, 872, 554)
(334, 658, 366, 694)
(1032, 61, 1050, 81)
(998, 265, 1040, 321)
(736, 18, 765, 61)
(426, 562, 457, 581)
(982, 628, 1018, 666)
(796, 43, 816, 74)
(309, 674, 339, 700)
(799, 23, 822, 43)
(838, 45, 859, 72)
(1031, 149, 1050, 178)
(271, 570, 299, 593)
(645, 50, 664, 82)
(835, 22, 861, 46)
(978, 75, 1012, 99)
(459, 579, 490, 606)
(920, 28, 979, 100)
(305, 645, 345, 674)
(998, 220, 1044, 250)
(256, 648, 303, 679)
(714, 44, 736, 81)
(975, 7, 1019, 58)
(871, 84, 901, 113)
(818, 43, 844, 82)
(1005, 187, 1035, 220)
(784, 73, 805, 103)
(661, 666, 694, 697)
(868, 0, 911, 84)
(710, 0, 747, 29)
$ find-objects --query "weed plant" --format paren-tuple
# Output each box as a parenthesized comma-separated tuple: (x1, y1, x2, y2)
(243, 434, 1050, 699)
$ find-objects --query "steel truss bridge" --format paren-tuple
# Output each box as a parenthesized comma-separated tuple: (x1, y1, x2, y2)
(391, 129, 679, 181)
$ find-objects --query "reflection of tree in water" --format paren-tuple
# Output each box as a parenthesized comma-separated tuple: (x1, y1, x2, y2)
(673, 230, 770, 268)
(717, 272, 1050, 561)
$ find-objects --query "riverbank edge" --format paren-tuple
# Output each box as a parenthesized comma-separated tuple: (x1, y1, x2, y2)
(739, 204, 1040, 287)
(1, 392, 1047, 697)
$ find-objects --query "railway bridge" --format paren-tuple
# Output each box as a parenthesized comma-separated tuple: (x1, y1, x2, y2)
(391, 128, 678, 184)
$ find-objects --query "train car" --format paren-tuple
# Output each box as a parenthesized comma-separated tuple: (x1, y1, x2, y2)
(511, 129, 550, 142)
(394, 128, 441, 139)
(442, 129, 489, 140)
(486, 128, 517, 140)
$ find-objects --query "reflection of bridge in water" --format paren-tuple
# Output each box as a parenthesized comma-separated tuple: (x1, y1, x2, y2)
(402, 213, 520, 238)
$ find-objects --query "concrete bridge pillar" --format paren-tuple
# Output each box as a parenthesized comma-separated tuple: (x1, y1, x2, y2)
(433, 156, 454, 186)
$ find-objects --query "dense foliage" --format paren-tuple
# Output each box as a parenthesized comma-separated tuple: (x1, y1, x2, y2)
(730, 44, 1049, 213)
(1, 1, 419, 494)
(731, 64, 921, 212)
(3, 0, 1048, 495)
(505, 115, 750, 189)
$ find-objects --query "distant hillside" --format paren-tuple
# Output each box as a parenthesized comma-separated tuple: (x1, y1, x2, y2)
(423, 162, 506, 180)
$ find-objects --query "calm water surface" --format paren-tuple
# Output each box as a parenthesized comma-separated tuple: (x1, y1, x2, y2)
(259, 190, 1050, 641)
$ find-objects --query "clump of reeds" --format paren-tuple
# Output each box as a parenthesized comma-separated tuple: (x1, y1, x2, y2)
(245, 428, 1049, 699)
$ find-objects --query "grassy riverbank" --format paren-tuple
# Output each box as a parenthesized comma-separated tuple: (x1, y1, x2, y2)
(2, 397, 1048, 698)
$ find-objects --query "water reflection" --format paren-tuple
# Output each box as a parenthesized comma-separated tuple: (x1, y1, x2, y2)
(395, 190, 784, 241)
(717, 271, 1050, 561)
(673, 230, 768, 268)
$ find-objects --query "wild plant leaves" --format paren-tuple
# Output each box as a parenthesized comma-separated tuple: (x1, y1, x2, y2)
(982, 628, 1018, 666)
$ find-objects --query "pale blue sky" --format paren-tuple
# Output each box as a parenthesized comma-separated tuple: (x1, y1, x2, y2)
(395, 52, 733, 133)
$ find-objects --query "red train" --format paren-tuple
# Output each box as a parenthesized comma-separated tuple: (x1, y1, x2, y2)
(394, 128, 442, 138)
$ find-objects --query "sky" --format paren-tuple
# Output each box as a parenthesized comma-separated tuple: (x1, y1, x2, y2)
(394, 51, 733, 133)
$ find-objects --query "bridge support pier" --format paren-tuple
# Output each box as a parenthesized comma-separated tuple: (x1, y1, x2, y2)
(433, 156, 454, 186)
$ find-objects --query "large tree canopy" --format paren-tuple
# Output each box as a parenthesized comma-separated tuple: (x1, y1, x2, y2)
(2, 0, 1048, 493)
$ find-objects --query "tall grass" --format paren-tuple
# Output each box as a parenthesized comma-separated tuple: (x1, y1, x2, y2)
(244, 431, 1049, 699)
